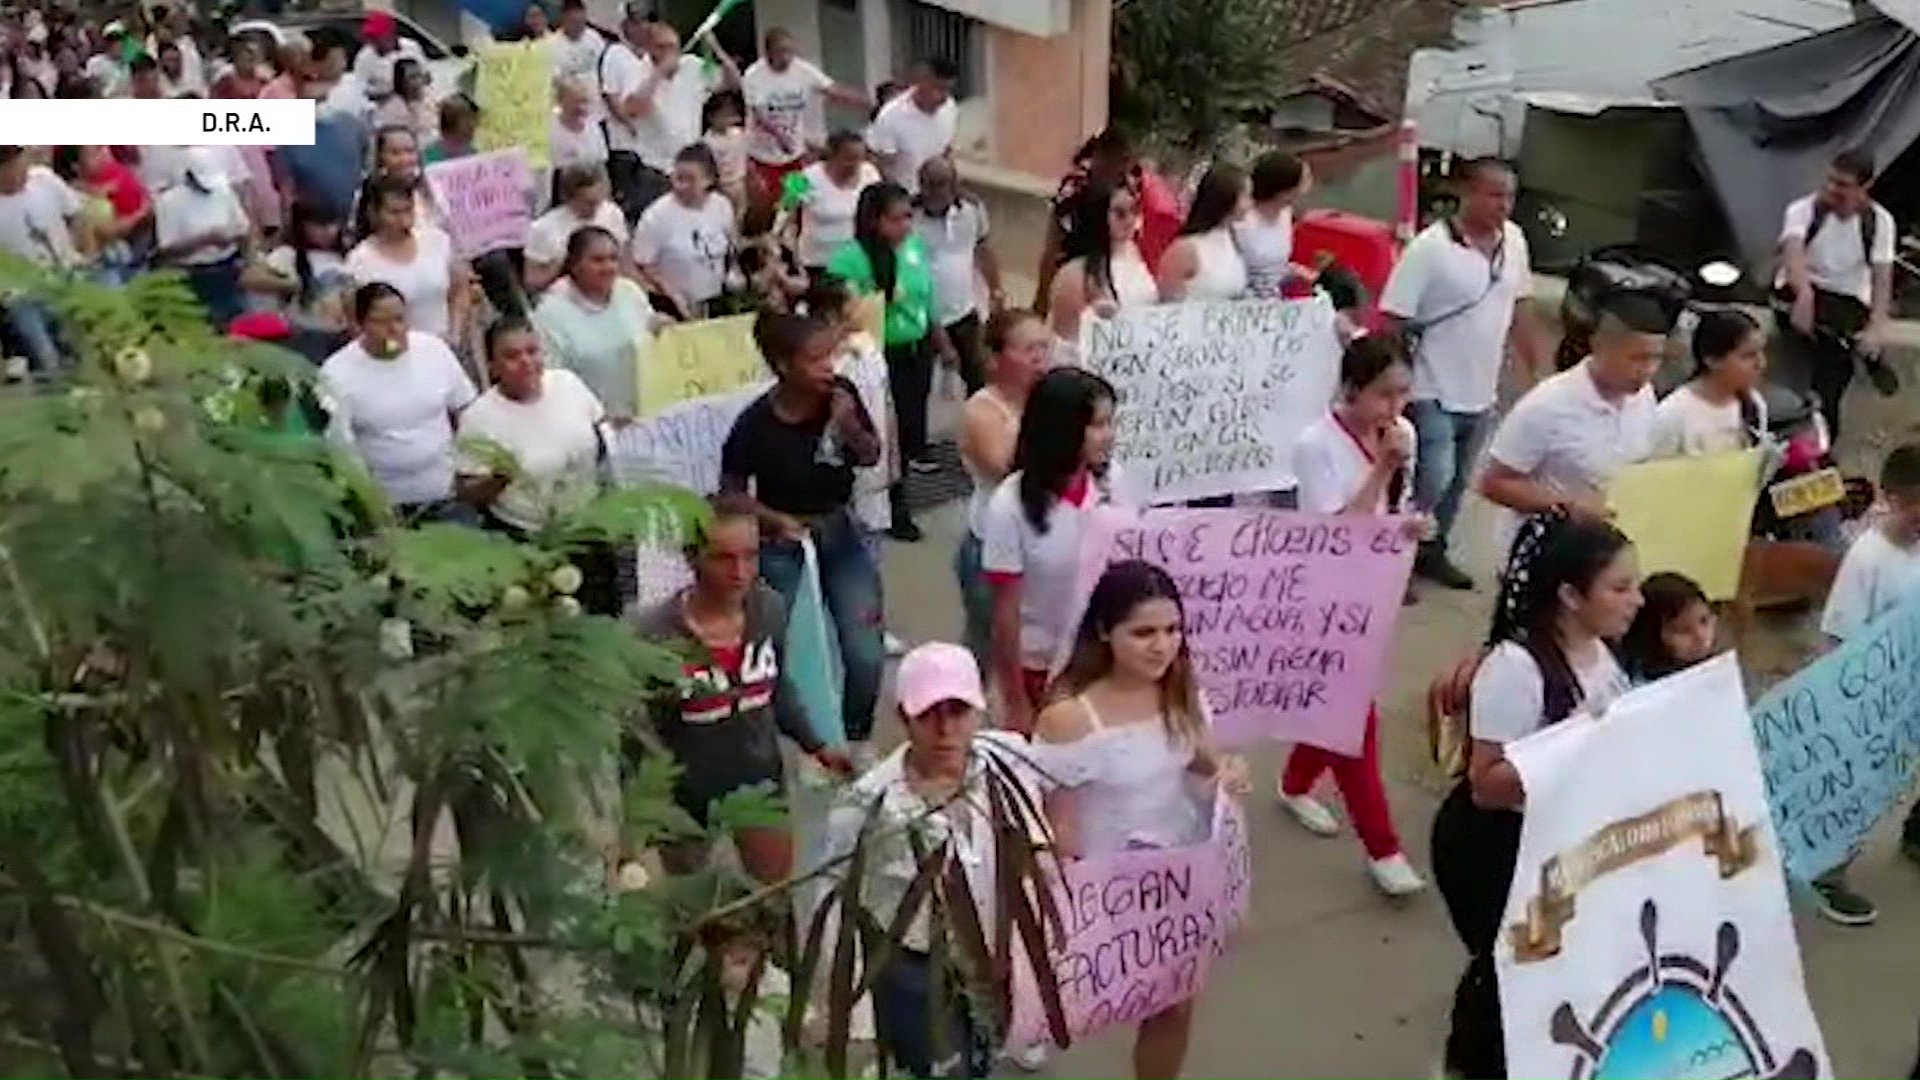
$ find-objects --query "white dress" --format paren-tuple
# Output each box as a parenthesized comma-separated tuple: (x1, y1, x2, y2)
(1044, 694, 1210, 855)
(1181, 226, 1249, 301)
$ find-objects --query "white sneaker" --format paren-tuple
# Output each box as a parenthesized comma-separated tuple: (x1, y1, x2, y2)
(1369, 853, 1428, 897)
(884, 631, 907, 657)
(1280, 793, 1341, 837)
(1006, 1043, 1048, 1072)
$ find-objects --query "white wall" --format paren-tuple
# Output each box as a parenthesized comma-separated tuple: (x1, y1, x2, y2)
(1409, 0, 1856, 156)
(909, 0, 1067, 36)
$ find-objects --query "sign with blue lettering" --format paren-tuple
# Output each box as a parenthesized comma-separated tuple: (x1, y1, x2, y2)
(1750, 592, 1920, 880)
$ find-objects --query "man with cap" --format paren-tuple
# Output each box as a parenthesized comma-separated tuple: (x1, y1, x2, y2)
(820, 641, 1040, 1079)
(352, 10, 424, 104)
(84, 21, 133, 96)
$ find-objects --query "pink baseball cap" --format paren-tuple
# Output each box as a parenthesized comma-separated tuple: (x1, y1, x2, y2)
(895, 642, 986, 718)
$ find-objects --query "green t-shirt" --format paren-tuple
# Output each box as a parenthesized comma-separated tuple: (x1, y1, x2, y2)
(825, 235, 934, 347)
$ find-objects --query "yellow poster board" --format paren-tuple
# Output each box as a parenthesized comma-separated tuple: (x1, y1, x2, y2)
(638, 314, 766, 417)
(474, 41, 555, 169)
(1605, 448, 1766, 600)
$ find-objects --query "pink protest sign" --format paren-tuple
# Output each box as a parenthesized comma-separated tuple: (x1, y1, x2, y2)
(1008, 795, 1250, 1048)
(1061, 507, 1415, 755)
(424, 148, 533, 258)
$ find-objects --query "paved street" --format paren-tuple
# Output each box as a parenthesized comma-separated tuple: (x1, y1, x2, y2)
(871, 380, 1920, 1078)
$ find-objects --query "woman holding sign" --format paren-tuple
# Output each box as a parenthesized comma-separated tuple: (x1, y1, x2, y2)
(1282, 336, 1428, 896)
(1431, 515, 1640, 1079)
(981, 366, 1126, 736)
(1035, 560, 1247, 1080)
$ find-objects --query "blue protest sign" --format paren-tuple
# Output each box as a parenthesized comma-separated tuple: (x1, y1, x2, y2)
(1750, 592, 1920, 880)
(784, 537, 847, 749)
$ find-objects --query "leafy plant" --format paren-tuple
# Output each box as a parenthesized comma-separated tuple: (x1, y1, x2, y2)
(1111, 0, 1292, 156)
(0, 255, 1065, 1079)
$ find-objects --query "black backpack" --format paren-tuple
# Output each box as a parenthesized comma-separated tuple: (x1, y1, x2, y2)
(1806, 199, 1880, 263)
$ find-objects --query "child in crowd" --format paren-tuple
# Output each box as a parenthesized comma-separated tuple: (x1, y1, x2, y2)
(703, 91, 751, 217)
(1618, 571, 1717, 684)
(1807, 443, 1920, 926)
(739, 202, 808, 311)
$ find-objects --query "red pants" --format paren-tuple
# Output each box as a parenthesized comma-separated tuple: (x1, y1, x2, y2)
(1281, 707, 1401, 859)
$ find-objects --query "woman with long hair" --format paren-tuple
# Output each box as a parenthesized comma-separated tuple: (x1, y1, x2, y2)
(320, 282, 478, 523)
(1431, 515, 1642, 1079)
(827, 180, 955, 543)
(345, 173, 471, 344)
(1156, 162, 1250, 302)
(374, 57, 435, 144)
(1235, 150, 1310, 298)
(1651, 308, 1767, 458)
(955, 307, 1048, 669)
(532, 225, 658, 423)
(720, 306, 887, 764)
(243, 198, 353, 362)
(980, 366, 1125, 735)
(1046, 178, 1156, 356)
(1279, 336, 1429, 896)
(352, 125, 436, 237)
(1036, 560, 1245, 1080)
(628, 493, 853, 882)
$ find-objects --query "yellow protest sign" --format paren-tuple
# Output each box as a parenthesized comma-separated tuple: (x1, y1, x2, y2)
(1606, 448, 1766, 600)
(474, 41, 555, 168)
(637, 314, 766, 417)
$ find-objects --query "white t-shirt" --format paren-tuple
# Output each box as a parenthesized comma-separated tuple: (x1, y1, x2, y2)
(1380, 220, 1534, 413)
(1648, 384, 1765, 459)
(1233, 205, 1293, 299)
(741, 57, 833, 166)
(320, 74, 375, 121)
(1821, 525, 1920, 641)
(533, 276, 655, 416)
(346, 226, 459, 341)
(1778, 194, 1895, 306)
(134, 145, 193, 193)
(1486, 358, 1657, 520)
(0, 167, 83, 267)
(154, 179, 248, 265)
(914, 198, 989, 325)
(549, 112, 610, 172)
(631, 191, 734, 305)
(1470, 639, 1630, 744)
(602, 48, 717, 170)
(320, 331, 478, 505)
(979, 469, 1129, 669)
(797, 161, 879, 268)
(456, 368, 607, 531)
(866, 93, 956, 195)
(260, 245, 351, 328)
(552, 27, 608, 88)
(1292, 412, 1417, 515)
(526, 200, 629, 266)
(352, 39, 426, 100)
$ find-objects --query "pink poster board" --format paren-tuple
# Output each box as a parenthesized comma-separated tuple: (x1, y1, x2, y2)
(424, 148, 533, 258)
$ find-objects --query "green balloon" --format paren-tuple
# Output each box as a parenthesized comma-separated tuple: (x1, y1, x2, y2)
(780, 171, 813, 209)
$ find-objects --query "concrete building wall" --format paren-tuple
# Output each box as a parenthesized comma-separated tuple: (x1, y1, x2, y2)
(984, 0, 1108, 179)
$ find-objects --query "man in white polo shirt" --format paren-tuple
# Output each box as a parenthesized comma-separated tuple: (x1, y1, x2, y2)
(867, 58, 957, 196)
(1776, 147, 1898, 443)
(1380, 158, 1545, 590)
(1477, 290, 1665, 557)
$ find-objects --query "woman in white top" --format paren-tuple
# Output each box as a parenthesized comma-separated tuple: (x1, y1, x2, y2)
(1035, 559, 1246, 1080)
(456, 316, 624, 615)
(320, 282, 479, 520)
(1234, 150, 1310, 299)
(1046, 179, 1158, 354)
(792, 131, 880, 273)
(353, 125, 439, 236)
(345, 174, 472, 344)
(241, 198, 353, 360)
(1282, 337, 1429, 896)
(955, 309, 1047, 669)
(534, 225, 659, 423)
(980, 367, 1124, 736)
(548, 75, 610, 196)
(373, 58, 435, 144)
(1157, 163, 1249, 302)
(525, 163, 630, 292)
(1430, 515, 1641, 1079)
(1650, 308, 1768, 458)
(631, 143, 737, 321)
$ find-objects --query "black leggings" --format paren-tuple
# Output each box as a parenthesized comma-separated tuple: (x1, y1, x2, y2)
(887, 336, 935, 463)
(1431, 780, 1524, 1079)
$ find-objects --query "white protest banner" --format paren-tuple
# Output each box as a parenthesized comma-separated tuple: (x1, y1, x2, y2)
(424, 148, 534, 258)
(1079, 297, 1340, 505)
(1496, 655, 1828, 1080)
(1006, 794, 1250, 1049)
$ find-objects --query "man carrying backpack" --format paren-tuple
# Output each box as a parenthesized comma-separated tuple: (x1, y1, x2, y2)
(1776, 148, 1899, 442)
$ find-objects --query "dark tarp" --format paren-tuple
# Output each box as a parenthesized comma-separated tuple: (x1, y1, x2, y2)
(1652, 15, 1920, 273)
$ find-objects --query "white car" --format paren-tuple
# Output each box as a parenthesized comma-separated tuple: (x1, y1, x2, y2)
(232, 12, 475, 108)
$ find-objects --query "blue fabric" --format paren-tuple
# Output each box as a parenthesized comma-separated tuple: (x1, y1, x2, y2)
(5, 298, 63, 372)
(758, 509, 884, 743)
(871, 951, 989, 1079)
(1409, 399, 1492, 549)
(952, 532, 992, 674)
(181, 256, 246, 330)
(280, 114, 368, 222)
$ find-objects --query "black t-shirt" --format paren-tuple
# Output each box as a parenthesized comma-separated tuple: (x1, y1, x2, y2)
(721, 376, 875, 517)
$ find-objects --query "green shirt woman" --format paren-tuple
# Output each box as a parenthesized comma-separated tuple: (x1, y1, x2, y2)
(825, 181, 955, 542)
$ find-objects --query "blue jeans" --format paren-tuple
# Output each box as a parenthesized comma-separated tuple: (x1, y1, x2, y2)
(952, 533, 992, 673)
(759, 508, 885, 743)
(1408, 399, 1492, 555)
(179, 256, 246, 330)
(6, 298, 63, 373)
(872, 950, 988, 1078)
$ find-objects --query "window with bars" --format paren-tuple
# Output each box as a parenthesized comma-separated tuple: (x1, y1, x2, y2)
(892, 0, 984, 99)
